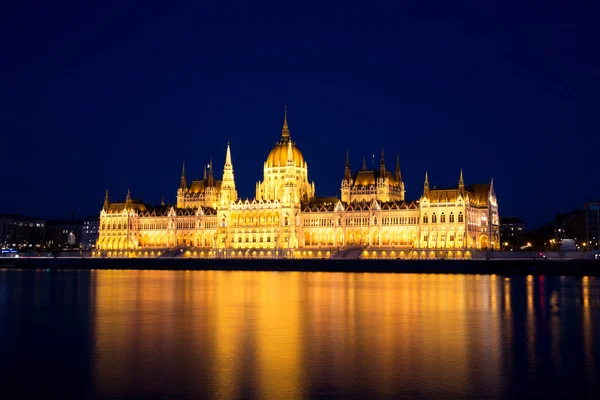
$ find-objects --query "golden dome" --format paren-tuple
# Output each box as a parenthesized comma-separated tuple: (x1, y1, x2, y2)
(266, 140, 305, 168)
(265, 106, 305, 168)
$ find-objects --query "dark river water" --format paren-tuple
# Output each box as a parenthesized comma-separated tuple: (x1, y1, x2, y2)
(0, 269, 599, 399)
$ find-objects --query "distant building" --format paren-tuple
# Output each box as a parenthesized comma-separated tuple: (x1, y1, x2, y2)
(46, 213, 83, 250)
(500, 216, 525, 248)
(554, 209, 586, 246)
(81, 217, 100, 250)
(0, 214, 46, 250)
(585, 201, 600, 250)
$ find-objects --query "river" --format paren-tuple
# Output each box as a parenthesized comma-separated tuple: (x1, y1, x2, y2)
(0, 269, 598, 399)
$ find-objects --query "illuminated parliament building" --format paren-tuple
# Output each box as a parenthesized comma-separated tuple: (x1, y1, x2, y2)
(95, 110, 499, 259)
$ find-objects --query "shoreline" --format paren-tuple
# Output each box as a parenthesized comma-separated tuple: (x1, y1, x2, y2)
(1, 257, 599, 276)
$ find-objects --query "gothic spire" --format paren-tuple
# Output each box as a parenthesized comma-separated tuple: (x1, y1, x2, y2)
(423, 171, 430, 196)
(379, 148, 386, 177)
(103, 189, 109, 210)
(362, 156, 367, 171)
(395, 154, 402, 182)
(344, 150, 351, 181)
(180, 161, 187, 190)
(208, 158, 214, 186)
(281, 103, 290, 140)
(203, 164, 207, 180)
(225, 141, 232, 167)
(161, 195, 165, 206)
(126, 188, 131, 205)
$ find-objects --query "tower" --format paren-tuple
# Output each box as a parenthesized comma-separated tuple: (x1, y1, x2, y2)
(344, 150, 351, 182)
(221, 141, 238, 205)
(458, 169, 465, 195)
(396, 154, 405, 201)
(126, 188, 132, 207)
(379, 148, 386, 178)
(423, 171, 430, 198)
(103, 189, 110, 211)
(180, 161, 187, 190)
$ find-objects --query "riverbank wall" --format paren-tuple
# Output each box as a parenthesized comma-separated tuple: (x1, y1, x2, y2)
(1, 257, 599, 276)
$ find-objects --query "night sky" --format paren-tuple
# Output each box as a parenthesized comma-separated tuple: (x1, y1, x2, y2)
(1, 1, 599, 228)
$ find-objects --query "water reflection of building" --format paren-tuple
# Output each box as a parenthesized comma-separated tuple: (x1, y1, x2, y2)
(91, 271, 511, 399)
(95, 109, 500, 259)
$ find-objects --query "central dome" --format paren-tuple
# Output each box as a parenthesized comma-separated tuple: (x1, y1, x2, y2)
(266, 139, 305, 168)
(265, 107, 306, 168)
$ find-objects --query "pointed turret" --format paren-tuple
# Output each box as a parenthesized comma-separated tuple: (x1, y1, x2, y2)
(161, 195, 165, 206)
(395, 154, 402, 183)
(379, 148, 386, 177)
(423, 171, 430, 197)
(344, 150, 351, 181)
(208, 158, 215, 187)
(362, 156, 367, 171)
(180, 161, 187, 190)
(221, 141, 237, 203)
(225, 141, 232, 167)
(126, 188, 131, 206)
(458, 169, 465, 194)
(203, 165, 207, 180)
(103, 189, 110, 211)
(281, 103, 290, 140)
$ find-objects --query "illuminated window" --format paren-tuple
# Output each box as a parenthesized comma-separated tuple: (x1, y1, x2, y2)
(450, 213, 454, 223)
(423, 214, 428, 223)
(432, 214, 437, 223)
(440, 213, 446, 223)
(458, 212, 464, 223)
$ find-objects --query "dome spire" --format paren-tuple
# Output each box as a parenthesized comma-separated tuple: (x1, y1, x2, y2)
(281, 103, 290, 140)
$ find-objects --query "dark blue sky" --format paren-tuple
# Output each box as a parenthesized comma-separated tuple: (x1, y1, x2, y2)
(1, 1, 599, 228)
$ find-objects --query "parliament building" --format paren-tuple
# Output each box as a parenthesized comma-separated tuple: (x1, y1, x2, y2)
(94, 110, 500, 259)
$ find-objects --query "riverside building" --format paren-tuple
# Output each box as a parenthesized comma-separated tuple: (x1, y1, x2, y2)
(95, 110, 500, 259)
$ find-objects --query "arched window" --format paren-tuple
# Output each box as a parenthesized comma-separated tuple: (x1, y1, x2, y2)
(450, 213, 455, 223)
(432, 213, 437, 223)
(423, 214, 428, 224)
(284, 216, 289, 226)
(458, 212, 464, 223)
(337, 217, 342, 226)
(373, 216, 378, 225)
(441, 213, 446, 223)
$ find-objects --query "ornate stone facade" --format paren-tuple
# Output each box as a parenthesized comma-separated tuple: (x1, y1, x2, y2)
(95, 110, 499, 259)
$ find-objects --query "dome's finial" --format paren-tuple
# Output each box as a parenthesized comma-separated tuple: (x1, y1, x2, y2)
(281, 103, 290, 139)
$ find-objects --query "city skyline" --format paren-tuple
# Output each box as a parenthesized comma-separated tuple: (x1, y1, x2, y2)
(1, 2, 599, 228)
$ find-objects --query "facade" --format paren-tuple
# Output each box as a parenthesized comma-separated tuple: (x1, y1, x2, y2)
(46, 216, 83, 250)
(0, 214, 46, 250)
(500, 216, 526, 249)
(82, 217, 100, 250)
(585, 201, 599, 250)
(95, 110, 500, 259)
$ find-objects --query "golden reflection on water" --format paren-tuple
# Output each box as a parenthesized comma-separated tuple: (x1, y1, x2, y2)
(89, 270, 596, 399)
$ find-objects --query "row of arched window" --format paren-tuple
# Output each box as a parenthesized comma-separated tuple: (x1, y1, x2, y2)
(422, 212, 464, 224)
